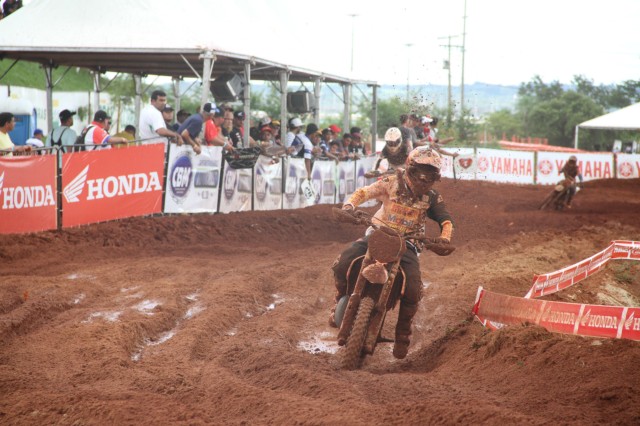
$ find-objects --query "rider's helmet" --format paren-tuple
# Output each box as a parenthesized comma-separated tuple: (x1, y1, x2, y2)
(568, 155, 577, 162)
(384, 127, 403, 153)
(405, 147, 442, 192)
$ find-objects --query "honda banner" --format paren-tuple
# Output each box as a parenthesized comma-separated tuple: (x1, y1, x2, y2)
(61, 144, 165, 227)
(0, 155, 57, 234)
(537, 152, 614, 184)
(164, 145, 222, 213)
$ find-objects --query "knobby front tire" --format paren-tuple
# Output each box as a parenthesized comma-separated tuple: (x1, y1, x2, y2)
(338, 297, 375, 370)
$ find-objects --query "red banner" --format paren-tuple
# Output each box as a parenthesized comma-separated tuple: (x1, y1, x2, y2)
(0, 155, 57, 234)
(61, 145, 165, 227)
(473, 288, 640, 341)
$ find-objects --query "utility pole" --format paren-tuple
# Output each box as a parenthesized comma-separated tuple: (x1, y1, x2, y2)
(348, 14, 359, 73)
(405, 43, 413, 102)
(438, 35, 461, 127)
(460, 0, 467, 115)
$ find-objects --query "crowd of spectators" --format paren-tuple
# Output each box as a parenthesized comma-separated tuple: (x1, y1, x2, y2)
(1, 88, 377, 167)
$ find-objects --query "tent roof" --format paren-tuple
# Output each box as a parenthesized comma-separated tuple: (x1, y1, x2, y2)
(0, 0, 375, 86)
(577, 102, 640, 131)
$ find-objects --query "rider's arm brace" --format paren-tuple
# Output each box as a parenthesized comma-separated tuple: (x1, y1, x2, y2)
(426, 190, 454, 242)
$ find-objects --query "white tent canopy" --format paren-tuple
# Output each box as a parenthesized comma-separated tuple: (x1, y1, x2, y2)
(0, 0, 379, 145)
(574, 102, 640, 149)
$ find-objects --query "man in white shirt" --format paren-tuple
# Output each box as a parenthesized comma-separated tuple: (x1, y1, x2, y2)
(25, 128, 45, 150)
(138, 89, 183, 146)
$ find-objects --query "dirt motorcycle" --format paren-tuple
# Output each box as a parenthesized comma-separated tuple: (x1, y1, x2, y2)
(331, 207, 455, 370)
(539, 178, 579, 211)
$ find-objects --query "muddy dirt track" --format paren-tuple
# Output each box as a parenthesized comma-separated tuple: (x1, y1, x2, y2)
(1, 178, 639, 425)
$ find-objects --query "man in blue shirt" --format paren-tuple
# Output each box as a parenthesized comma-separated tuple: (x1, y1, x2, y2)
(177, 103, 220, 155)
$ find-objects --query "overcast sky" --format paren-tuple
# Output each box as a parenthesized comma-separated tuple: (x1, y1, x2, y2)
(274, 0, 639, 87)
(19, 0, 640, 87)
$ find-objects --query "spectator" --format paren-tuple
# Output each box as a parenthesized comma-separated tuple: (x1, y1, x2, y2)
(176, 103, 220, 155)
(25, 128, 45, 152)
(162, 105, 175, 129)
(222, 107, 234, 138)
(328, 124, 344, 152)
(285, 117, 305, 156)
(82, 110, 128, 151)
(311, 126, 338, 163)
(46, 109, 78, 153)
(350, 126, 369, 156)
(427, 116, 457, 158)
(270, 119, 282, 146)
(228, 110, 256, 148)
(172, 109, 190, 132)
(399, 113, 418, 149)
(113, 125, 136, 148)
(138, 89, 183, 146)
(204, 108, 231, 149)
(0, 112, 31, 156)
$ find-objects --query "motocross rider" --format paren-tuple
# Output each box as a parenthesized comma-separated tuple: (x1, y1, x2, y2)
(559, 155, 583, 208)
(331, 147, 454, 359)
(369, 127, 411, 176)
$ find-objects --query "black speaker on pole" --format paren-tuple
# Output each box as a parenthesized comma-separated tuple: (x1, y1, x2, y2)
(287, 90, 316, 113)
(210, 73, 244, 102)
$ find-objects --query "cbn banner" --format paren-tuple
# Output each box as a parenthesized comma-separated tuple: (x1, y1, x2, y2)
(312, 160, 337, 205)
(165, 145, 222, 213)
(476, 148, 535, 184)
(283, 158, 308, 209)
(0, 155, 57, 234)
(615, 153, 640, 179)
(253, 155, 283, 211)
(537, 152, 614, 184)
(61, 144, 165, 227)
(219, 160, 253, 213)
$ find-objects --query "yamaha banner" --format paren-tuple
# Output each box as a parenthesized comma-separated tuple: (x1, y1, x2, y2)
(0, 155, 57, 234)
(61, 144, 165, 227)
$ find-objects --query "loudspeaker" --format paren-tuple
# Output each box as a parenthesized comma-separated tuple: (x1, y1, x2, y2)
(211, 73, 244, 101)
(287, 91, 315, 113)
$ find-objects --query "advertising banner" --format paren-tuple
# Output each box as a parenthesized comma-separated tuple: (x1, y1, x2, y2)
(336, 160, 356, 205)
(0, 155, 57, 234)
(253, 155, 282, 211)
(615, 153, 640, 179)
(355, 156, 378, 207)
(476, 148, 535, 184)
(473, 287, 640, 341)
(164, 145, 222, 213)
(283, 158, 307, 210)
(536, 152, 614, 184)
(441, 148, 476, 180)
(218, 159, 253, 213)
(61, 144, 165, 227)
(311, 160, 337, 205)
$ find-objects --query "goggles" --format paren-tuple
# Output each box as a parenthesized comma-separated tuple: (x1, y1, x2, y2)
(385, 138, 401, 148)
(408, 166, 440, 183)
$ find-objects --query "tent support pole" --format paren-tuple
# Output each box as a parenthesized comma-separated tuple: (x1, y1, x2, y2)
(279, 70, 289, 145)
(172, 77, 181, 114)
(243, 62, 251, 148)
(342, 83, 352, 135)
(200, 50, 215, 110)
(313, 78, 321, 125)
(92, 71, 101, 115)
(134, 74, 142, 134)
(43, 63, 54, 133)
(370, 84, 378, 154)
(574, 126, 579, 150)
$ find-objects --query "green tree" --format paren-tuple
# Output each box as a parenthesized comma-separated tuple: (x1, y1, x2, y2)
(485, 109, 521, 140)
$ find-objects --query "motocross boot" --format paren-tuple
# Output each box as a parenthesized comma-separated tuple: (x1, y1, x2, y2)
(393, 301, 419, 359)
(328, 288, 343, 328)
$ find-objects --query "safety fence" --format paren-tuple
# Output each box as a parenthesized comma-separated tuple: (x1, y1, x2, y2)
(473, 240, 640, 341)
(0, 143, 379, 234)
(2, 144, 640, 234)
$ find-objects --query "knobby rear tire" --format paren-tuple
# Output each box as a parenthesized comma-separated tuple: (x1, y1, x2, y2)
(338, 297, 375, 370)
(539, 190, 557, 210)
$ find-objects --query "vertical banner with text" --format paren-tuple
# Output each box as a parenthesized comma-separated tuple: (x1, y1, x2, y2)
(0, 155, 57, 234)
(61, 144, 165, 227)
(164, 145, 222, 213)
(311, 160, 337, 205)
(253, 155, 283, 211)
